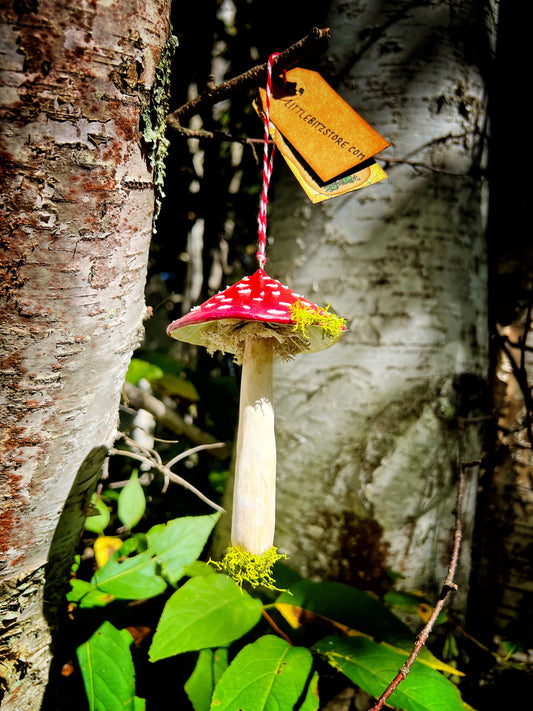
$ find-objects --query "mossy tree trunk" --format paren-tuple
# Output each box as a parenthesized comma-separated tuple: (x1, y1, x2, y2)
(0, 0, 171, 707)
(264, 0, 495, 609)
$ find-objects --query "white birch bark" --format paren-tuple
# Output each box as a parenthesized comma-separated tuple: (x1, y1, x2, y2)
(0, 1, 171, 707)
(266, 0, 495, 609)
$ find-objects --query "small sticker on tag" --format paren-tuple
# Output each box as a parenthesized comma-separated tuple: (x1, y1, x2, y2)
(269, 123, 387, 203)
(258, 68, 389, 182)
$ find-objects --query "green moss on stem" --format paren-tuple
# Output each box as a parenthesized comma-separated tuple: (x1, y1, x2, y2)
(210, 546, 287, 590)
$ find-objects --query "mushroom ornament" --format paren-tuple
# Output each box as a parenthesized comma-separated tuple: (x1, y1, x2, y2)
(167, 268, 346, 587)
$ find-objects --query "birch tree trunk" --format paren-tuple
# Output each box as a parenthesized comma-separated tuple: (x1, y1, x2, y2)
(266, 0, 494, 609)
(0, 1, 171, 707)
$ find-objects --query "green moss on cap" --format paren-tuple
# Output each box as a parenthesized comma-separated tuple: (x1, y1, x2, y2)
(290, 301, 346, 341)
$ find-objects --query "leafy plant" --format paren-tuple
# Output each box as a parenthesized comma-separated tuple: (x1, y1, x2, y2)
(68, 354, 477, 710)
(70, 507, 475, 711)
(77, 621, 145, 711)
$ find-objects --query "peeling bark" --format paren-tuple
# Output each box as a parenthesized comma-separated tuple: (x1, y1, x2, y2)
(0, 0, 171, 707)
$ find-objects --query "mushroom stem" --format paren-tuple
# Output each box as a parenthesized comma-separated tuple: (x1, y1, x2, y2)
(231, 336, 276, 554)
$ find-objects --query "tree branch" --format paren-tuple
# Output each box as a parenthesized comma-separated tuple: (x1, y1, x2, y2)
(109, 444, 226, 513)
(496, 322, 533, 449)
(123, 381, 230, 459)
(169, 126, 268, 145)
(166, 27, 330, 129)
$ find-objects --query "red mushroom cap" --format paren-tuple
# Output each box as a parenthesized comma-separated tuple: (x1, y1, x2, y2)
(167, 268, 344, 359)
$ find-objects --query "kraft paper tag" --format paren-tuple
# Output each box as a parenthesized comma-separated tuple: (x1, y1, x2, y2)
(258, 68, 390, 182)
(269, 122, 387, 203)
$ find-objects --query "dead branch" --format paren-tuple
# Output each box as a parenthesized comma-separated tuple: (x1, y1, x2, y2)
(123, 381, 230, 459)
(166, 27, 330, 129)
(109, 434, 226, 513)
(496, 313, 533, 449)
(168, 125, 267, 144)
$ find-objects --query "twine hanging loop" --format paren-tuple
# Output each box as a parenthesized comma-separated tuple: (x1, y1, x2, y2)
(256, 52, 279, 270)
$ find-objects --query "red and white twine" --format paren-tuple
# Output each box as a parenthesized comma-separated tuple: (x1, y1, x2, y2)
(256, 51, 279, 270)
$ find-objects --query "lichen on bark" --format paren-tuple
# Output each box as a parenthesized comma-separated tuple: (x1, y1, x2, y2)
(141, 26, 179, 230)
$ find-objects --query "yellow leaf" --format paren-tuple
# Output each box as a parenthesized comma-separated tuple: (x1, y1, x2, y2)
(274, 602, 463, 677)
(275, 603, 369, 638)
(94, 536, 123, 568)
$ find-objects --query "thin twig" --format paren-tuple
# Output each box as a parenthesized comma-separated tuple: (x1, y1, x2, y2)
(165, 441, 226, 469)
(166, 27, 330, 129)
(108, 447, 225, 514)
(380, 157, 469, 177)
(172, 125, 269, 145)
(502, 338, 533, 353)
(261, 608, 293, 645)
(368, 460, 468, 711)
(497, 332, 533, 448)
(119, 430, 163, 466)
(518, 298, 533, 373)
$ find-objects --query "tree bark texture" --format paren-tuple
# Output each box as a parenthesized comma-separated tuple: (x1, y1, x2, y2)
(0, 0, 171, 707)
(261, 0, 494, 608)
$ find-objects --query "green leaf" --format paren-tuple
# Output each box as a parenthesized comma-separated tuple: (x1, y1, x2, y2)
(92, 549, 167, 600)
(71, 514, 218, 606)
(84, 495, 110, 534)
(67, 580, 115, 609)
(158, 372, 199, 401)
(126, 357, 164, 385)
(182, 560, 218, 578)
(149, 575, 262, 662)
(385, 590, 447, 626)
(77, 621, 141, 711)
(384, 590, 431, 609)
(313, 637, 473, 711)
(211, 635, 314, 711)
(118, 471, 146, 530)
(147, 513, 219, 584)
(277, 580, 455, 675)
(299, 671, 320, 711)
(185, 648, 229, 711)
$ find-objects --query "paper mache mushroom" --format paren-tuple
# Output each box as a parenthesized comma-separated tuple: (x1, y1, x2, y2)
(167, 267, 346, 588)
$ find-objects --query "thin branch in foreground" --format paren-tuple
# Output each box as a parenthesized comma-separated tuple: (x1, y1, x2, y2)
(108, 443, 226, 514)
(368, 459, 470, 711)
(171, 125, 268, 145)
(119, 430, 163, 466)
(261, 608, 293, 645)
(166, 26, 330, 129)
